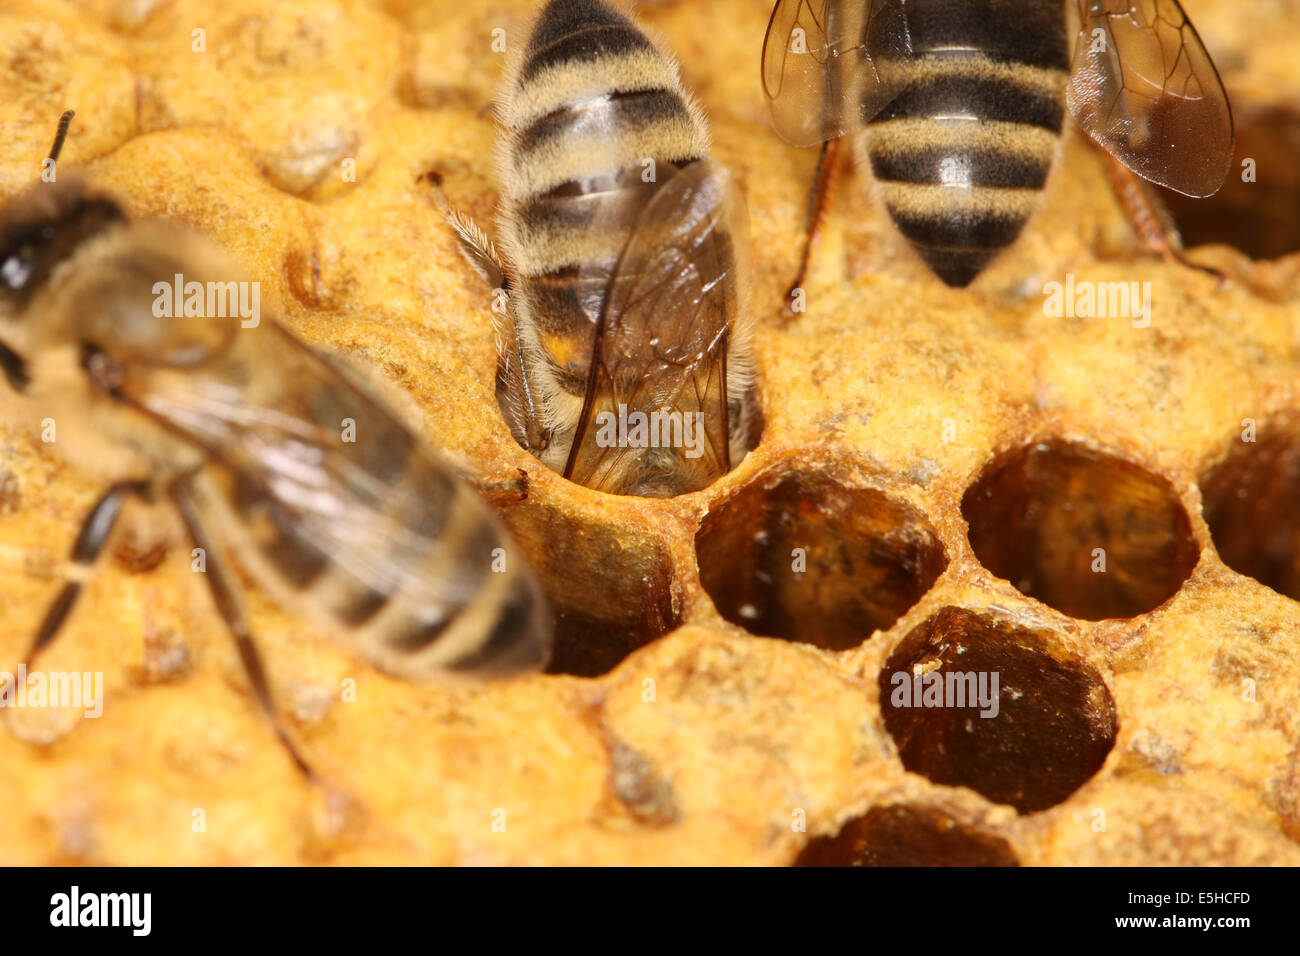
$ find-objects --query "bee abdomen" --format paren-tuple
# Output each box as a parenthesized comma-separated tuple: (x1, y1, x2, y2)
(518, 0, 655, 83)
(352, 474, 548, 677)
(236, 448, 548, 677)
(874, 181, 1043, 285)
(360, 480, 550, 677)
(864, 0, 1069, 286)
(517, 270, 604, 399)
(502, 0, 707, 238)
(499, 0, 709, 428)
(368, 562, 551, 678)
(437, 571, 550, 674)
(899, 0, 1071, 71)
(867, 113, 1061, 285)
(872, 69, 1064, 133)
(870, 144, 1051, 191)
(512, 88, 695, 173)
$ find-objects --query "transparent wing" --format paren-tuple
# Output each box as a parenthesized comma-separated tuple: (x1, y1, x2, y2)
(119, 326, 490, 609)
(761, 0, 913, 147)
(564, 161, 748, 497)
(1068, 0, 1233, 197)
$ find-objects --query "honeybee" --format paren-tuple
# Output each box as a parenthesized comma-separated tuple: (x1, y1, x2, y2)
(762, 0, 1234, 289)
(442, 0, 756, 498)
(0, 113, 552, 777)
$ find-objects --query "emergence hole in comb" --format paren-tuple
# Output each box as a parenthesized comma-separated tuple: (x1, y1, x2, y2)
(880, 607, 1118, 814)
(962, 440, 1200, 620)
(499, 499, 679, 677)
(1199, 412, 1300, 600)
(794, 804, 1020, 867)
(694, 467, 947, 651)
(1159, 103, 1300, 261)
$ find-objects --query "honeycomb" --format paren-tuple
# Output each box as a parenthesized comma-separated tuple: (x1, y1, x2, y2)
(1, 0, 1299, 865)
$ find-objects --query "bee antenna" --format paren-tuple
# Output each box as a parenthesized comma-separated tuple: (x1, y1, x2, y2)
(47, 110, 76, 165)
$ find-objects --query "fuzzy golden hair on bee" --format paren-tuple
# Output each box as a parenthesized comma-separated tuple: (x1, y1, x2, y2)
(442, 0, 757, 498)
(491, 0, 713, 234)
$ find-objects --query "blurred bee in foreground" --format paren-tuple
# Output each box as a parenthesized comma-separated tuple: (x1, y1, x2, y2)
(0, 113, 552, 777)
(762, 0, 1234, 291)
(442, 0, 757, 498)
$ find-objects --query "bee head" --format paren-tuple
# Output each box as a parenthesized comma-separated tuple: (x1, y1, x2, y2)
(0, 111, 126, 393)
(0, 112, 126, 312)
(0, 184, 127, 313)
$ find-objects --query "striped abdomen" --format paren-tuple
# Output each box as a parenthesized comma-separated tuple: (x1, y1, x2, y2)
(864, 0, 1070, 286)
(211, 326, 550, 679)
(499, 0, 710, 468)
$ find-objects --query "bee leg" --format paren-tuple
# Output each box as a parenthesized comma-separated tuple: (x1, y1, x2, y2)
(440, 200, 506, 291)
(1104, 154, 1227, 284)
(21, 479, 152, 669)
(496, 317, 551, 455)
(437, 195, 551, 454)
(168, 479, 317, 782)
(785, 137, 843, 317)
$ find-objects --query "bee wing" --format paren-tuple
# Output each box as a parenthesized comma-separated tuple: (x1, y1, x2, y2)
(120, 331, 495, 611)
(761, 0, 912, 147)
(1068, 0, 1233, 197)
(564, 161, 747, 496)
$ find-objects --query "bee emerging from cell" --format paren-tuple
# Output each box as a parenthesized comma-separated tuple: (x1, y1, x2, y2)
(442, 0, 758, 499)
(762, 0, 1234, 296)
(0, 112, 552, 779)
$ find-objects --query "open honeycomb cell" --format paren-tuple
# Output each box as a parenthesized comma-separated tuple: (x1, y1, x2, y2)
(961, 440, 1201, 621)
(879, 607, 1117, 814)
(0, 0, 1299, 867)
(496, 493, 681, 678)
(695, 463, 947, 650)
(1199, 412, 1300, 600)
(794, 803, 1020, 867)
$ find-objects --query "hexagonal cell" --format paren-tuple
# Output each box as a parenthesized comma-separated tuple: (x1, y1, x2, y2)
(1159, 104, 1300, 261)
(962, 441, 1199, 620)
(795, 804, 1019, 866)
(695, 468, 948, 651)
(880, 607, 1118, 814)
(499, 499, 679, 678)
(1200, 414, 1300, 599)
